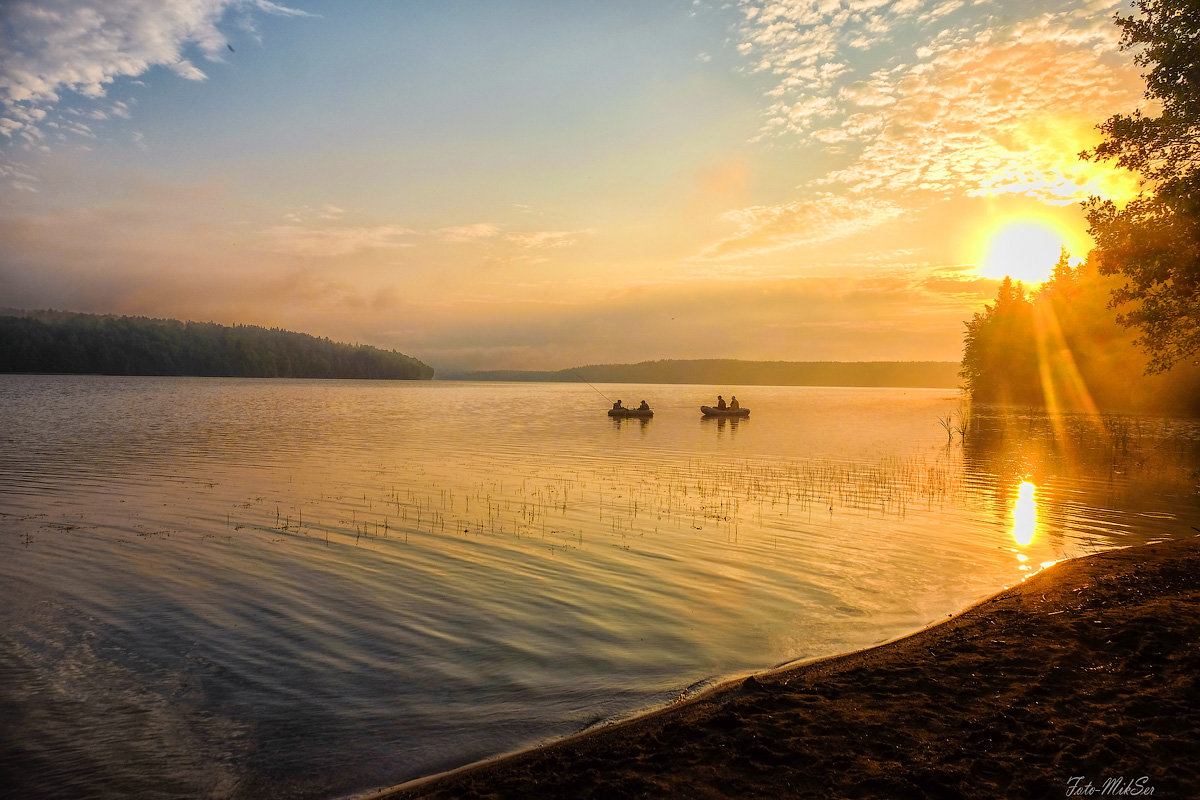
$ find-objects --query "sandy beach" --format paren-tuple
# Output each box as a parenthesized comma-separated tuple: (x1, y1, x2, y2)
(372, 534, 1200, 799)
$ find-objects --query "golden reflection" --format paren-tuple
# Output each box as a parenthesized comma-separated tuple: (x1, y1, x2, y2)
(1012, 480, 1038, 546)
(702, 416, 740, 436)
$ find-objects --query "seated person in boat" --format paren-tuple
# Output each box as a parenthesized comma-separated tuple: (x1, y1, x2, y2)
(612, 400, 624, 411)
(729, 396, 739, 411)
(638, 400, 650, 411)
(716, 395, 727, 410)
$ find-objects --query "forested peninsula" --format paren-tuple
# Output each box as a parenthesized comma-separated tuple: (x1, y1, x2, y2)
(0, 310, 433, 380)
(443, 359, 959, 388)
(959, 257, 1200, 416)
(961, 1, 1200, 418)
(959, 0, 1200, 417)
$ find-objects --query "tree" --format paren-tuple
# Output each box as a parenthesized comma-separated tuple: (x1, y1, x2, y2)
(960, 249, 1200, 414)
(960, 277, 1042, 404)
(1082, 0, 1200, 373)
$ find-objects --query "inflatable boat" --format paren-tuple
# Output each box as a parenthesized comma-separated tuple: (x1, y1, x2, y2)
(608, 408, 654, 418)
(700, 406, 749, 418)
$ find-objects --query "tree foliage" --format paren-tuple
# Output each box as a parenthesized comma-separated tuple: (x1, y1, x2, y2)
(0, 311, 434, 380)
(1083, 0, 1200, 372)
(960, 276, 1042, 405)
(961, 251, 1200, 414)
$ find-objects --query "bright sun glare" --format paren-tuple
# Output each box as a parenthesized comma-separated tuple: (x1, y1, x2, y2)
(1012, 481, 1038, 547)
(981, 222, 1065, 284)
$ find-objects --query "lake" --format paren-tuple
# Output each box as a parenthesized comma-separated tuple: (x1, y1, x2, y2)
(1, 375, 1197, 799)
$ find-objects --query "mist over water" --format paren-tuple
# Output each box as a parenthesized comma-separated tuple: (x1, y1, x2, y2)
(1, 376, 1196, 799)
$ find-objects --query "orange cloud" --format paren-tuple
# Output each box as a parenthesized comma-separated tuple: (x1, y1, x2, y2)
(736, 0, 1142, 205)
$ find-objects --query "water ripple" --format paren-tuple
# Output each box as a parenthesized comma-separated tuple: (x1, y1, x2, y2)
(1, 376, 1197, 798)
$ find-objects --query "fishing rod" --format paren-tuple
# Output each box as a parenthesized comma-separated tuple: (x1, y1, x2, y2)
(571, 370, 615, 405)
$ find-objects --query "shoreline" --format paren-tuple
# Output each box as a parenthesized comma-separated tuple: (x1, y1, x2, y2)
(366, 535, 1200, 799)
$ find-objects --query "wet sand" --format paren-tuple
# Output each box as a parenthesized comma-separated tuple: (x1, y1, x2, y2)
(373, 535, 1200, 799)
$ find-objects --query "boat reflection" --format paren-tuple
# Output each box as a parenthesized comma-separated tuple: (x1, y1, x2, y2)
(611, 414, 651, 430)
(701, 415, 741, 436)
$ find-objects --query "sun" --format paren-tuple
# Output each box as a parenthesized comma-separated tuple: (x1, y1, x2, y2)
(980, 220, 1068, 284)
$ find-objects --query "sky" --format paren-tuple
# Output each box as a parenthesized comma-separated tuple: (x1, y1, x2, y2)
(0, 0, 1147, 371)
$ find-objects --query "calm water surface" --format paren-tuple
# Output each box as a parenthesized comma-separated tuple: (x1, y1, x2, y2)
(1, 376, 1197, 798)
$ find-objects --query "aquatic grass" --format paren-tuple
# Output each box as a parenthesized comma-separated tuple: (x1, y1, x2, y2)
(235, 450, 974, 556)
(84, 405, 1194, 566)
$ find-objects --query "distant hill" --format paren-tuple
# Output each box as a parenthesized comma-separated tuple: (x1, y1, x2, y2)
(0, 310, 433, 380)
(441, 359, 960, 388)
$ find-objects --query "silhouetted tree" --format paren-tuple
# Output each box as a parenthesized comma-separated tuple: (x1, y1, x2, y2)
(961, 277, 1042, 404)
(961, 251, 1200, 414)
(1083, 0, 1200, 372)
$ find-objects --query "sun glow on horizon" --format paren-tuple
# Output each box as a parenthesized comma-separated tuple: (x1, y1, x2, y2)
(980, 220, 1072, 284)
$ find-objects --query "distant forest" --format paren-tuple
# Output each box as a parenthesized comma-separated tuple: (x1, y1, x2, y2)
(443, 359, 960, 388)
(0, 310, 434, 380)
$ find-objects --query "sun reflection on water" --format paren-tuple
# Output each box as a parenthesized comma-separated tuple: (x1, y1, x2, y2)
(1012, 480, 1038, 547)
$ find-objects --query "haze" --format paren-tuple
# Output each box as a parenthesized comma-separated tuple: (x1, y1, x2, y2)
(0, 0, 1144, 371)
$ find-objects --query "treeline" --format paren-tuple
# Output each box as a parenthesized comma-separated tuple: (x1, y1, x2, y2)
(0, 310, 434, 380)
(977, 0, 1200, 416)
(445, 359, 960, 388)
(960, 255, 1200, 415)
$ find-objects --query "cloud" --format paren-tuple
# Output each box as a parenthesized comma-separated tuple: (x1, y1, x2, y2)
(434, 222, 589, 252)
(436, 223, 505, 242)
(0, 0, 309, 145)
(257, 224, 414, 257)
(0, 169, 986, 371)
(734, 0, 1142, 204)
(256, 217, 589, 259)
(0, 160, 39, 192)
(504, 230, 584, 249)
(0, 181, 420, 332)
(403, 273, 978, 370)
(697, 194, 906, 261)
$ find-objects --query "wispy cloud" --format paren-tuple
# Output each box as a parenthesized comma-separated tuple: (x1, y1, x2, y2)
(0, 160, 39, 192)
(259, 217, 590, 259)
(435, 222, 589, 252)
(258, 224, 414, 257)
(697, 193, 906, 261)
(435, 223, 505, 242)
(0, 0, 310, 147)
(504, 230, 586, 250)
